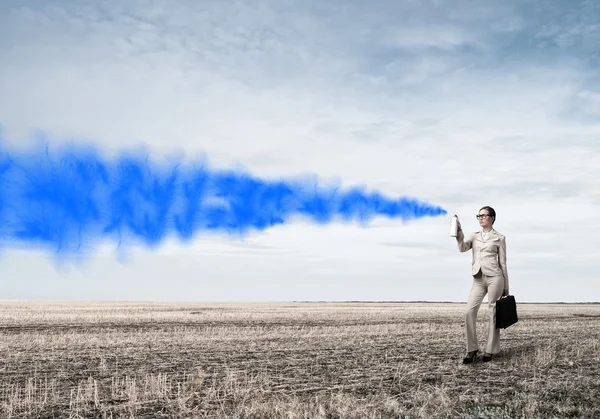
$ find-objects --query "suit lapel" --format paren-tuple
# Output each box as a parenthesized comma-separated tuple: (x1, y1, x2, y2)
(475, 229, 499, 242)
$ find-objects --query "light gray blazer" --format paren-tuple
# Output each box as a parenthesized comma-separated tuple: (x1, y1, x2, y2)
(456, 228, 509, 289)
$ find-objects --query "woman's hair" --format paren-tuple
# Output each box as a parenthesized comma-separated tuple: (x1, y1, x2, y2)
(479, 206, 496, 224)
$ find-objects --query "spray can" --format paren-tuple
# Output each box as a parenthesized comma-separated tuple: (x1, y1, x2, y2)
(450, 215, 458, 237)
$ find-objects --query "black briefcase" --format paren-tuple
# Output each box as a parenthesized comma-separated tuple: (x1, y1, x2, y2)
(496, 295, 518, 329)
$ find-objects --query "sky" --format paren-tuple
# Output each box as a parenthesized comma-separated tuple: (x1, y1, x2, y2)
(0, 0, 598, 302)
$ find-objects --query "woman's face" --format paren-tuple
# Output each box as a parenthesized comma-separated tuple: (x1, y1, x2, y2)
(477, 210, 493, 230)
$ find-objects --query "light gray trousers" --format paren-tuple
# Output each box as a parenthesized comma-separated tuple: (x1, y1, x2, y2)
(465, 272, 504, 354)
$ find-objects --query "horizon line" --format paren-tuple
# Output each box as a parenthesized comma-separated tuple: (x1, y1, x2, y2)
(0, 299, 598, 305)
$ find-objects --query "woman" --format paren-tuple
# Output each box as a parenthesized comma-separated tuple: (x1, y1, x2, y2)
(455, 206, 509, 364)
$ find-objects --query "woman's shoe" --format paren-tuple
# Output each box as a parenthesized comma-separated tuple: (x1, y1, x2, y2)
(482, 353, 493, 362)
(462, 350, 478, 364)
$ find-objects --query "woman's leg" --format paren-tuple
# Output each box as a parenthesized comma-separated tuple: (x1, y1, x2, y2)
(485, 274, 505, 354)
(465, 275, 487, 352)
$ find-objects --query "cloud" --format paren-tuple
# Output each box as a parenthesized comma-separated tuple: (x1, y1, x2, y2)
(0, 138, 446, 262)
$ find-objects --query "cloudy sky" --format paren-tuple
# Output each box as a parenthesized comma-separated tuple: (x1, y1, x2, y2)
(0, 0, 598, 302)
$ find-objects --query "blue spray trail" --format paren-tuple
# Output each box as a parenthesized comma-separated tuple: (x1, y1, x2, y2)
(0, 141, 447, 257)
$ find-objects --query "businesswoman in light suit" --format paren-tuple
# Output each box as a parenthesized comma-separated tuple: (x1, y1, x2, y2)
(455, 206, 509, 364)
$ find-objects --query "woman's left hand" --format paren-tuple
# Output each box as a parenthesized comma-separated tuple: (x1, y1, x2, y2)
(502, 289, 509, 297)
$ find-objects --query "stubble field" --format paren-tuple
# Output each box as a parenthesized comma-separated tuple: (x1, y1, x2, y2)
(0, 301, 599, 418)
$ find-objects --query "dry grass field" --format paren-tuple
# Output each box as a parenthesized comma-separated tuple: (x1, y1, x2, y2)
(0, 301, 599, 418)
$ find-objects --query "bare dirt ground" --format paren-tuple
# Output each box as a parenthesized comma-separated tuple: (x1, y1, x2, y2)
(0, 301, 599, 418)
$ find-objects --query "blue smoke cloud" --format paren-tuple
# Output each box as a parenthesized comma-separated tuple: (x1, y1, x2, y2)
(0, 137, 446, 260)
